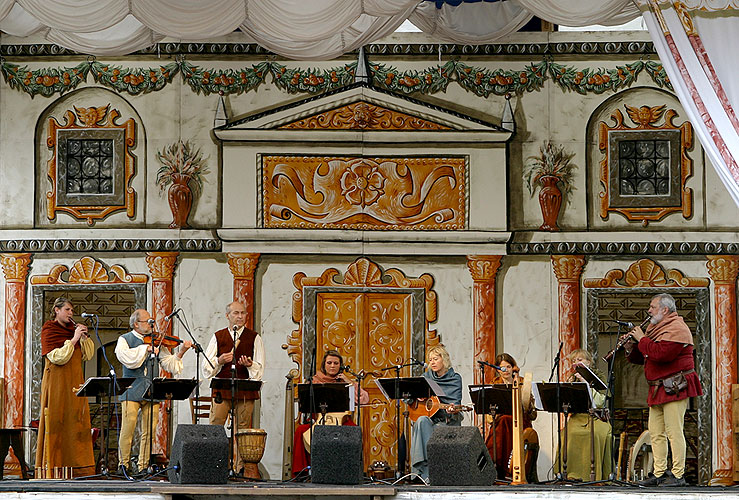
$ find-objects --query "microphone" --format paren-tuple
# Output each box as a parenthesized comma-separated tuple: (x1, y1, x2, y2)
(411, 357, 428, 370)
(340, 365, 351, 373)
(164, 308, 181, 321)
(477, 359, 506, 371)
(147, 318, 155, 326)
(612, 319, 634, 328)
(81, 312, 96, 318)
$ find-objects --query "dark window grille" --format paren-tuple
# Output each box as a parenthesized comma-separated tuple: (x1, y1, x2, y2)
(618, 139, 670, 196)
(65, 139, 114, 194)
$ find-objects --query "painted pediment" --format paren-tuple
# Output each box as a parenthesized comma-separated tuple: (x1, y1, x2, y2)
(216, 82, 507, 133)
(277, 101, 451, 131)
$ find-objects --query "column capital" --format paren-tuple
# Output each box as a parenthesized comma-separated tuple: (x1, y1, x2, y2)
(466, 255, 503, 282)
(227, 253, 260, 280)
(145, 252, 179, 280)
(706, 255, 739, 284)
(0, 253, 32, 283)
(552, 255, 586, 282)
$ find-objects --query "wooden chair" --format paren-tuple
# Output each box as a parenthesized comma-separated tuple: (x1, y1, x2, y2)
(189, 395, 212, 424)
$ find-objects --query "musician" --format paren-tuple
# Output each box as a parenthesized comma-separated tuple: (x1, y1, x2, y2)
(291, 349, 369, 476)
(624, 293, 702, 487)
(116, 309, 192, 474)
(554, 349, 612, 481)
(203, 301, 264, 432)
(35, 297, 96, 477)
(485, 352, 537, 480)
(410, 344, 463, 481)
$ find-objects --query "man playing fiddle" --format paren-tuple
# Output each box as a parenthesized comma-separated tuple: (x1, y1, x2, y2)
(115, 308, 192, 474)
(623, 293, 702, 487)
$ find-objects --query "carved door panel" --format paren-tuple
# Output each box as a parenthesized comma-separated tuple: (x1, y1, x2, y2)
(315, 291, 413, 470)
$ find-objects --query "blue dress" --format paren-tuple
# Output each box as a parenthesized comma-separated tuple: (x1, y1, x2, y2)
(410, 367, 463, 479)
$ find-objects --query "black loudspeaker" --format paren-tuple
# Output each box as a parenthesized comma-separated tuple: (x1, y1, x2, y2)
(311, 425, 363, 484)
(167, 424, 229, 484)
(427, 426, 496, 486)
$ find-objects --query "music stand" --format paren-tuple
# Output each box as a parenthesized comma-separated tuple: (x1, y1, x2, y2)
(147, 378, 198, 401)
(376, 376, 442, 477)
(576, 365, 608, 392)
(534, 382, 592, 481)
(469, 384, 512, 475)
(297, 383, 350, 418)
(209, 378, 263, 477)
(76, 376, 135, 478)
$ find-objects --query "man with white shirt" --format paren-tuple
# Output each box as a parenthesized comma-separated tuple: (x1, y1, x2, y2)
(203, 301, 264, 431)
(115, 308, 192, 474)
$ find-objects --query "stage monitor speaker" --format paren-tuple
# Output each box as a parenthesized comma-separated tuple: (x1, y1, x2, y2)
(427, 426, 496, 486)
(311, 425, 363, 485)
(168, 424, 229, 484)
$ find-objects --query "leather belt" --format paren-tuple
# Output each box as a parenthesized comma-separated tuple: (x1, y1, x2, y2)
(647, 369, 694, 386)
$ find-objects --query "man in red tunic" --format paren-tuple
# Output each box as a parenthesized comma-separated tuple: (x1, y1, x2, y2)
(624, 293, 702, 487)
(203, 301, 264, 431)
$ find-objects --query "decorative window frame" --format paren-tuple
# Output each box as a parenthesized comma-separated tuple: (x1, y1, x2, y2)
(598, 105, 693, 226)
(47, 104, 136, 225)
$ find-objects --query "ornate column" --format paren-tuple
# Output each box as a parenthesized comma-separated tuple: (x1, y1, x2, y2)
(466, 255, 503, 385)
(227, 253, 260, 330)
(1, 253, 31, 429)
(706, 255, 739, 485)
(145, 251, 179, 459)
(551, 255, 586, 378)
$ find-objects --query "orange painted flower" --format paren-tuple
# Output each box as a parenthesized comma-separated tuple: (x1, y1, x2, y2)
(340, 159, 386, 207)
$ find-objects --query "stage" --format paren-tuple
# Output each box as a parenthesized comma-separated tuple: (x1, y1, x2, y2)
(0, 479, 733, 500)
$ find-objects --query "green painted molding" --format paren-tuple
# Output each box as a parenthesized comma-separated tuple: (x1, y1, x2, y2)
(0, 58, 672, 99)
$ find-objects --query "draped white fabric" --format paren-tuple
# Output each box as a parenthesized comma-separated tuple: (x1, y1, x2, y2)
(516, 0, 640, 26)
(0, 0, 419, 58)
(409, 0, 532, 44)
(640, 2, 739, 208)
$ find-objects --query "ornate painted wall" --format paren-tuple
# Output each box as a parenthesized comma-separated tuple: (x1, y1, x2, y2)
(0, 30, 736, 484)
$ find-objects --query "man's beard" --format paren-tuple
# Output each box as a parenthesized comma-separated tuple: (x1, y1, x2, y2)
(650, 312, 664, 325)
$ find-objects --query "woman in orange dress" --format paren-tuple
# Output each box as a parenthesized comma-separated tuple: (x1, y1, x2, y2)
(35, 297, 96, 477)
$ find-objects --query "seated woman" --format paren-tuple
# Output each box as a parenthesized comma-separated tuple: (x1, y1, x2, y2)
(291, 349, 369, 477)
(410, 344, 463, 481)
(554, 349, 612, 481)
(484, 352, 538, 481)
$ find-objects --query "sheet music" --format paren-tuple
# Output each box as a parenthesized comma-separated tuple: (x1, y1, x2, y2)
(426, 377, 445, 398)
(374, 378, 390, 400)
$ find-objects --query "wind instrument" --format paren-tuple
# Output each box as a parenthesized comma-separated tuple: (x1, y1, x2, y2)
(602, 314, 652, 362)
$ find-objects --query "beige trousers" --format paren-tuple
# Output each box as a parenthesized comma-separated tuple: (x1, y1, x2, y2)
(119, 400, 160, 470)
(648, 397, 689, 479)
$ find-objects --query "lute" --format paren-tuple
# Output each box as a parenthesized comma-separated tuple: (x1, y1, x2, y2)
(407, 395, 473, 422)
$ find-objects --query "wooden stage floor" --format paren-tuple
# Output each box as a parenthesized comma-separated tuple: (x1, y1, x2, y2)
(0, 479, 736, 500)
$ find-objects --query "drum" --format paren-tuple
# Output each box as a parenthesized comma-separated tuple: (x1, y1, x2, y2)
(236, 428, 267, 480)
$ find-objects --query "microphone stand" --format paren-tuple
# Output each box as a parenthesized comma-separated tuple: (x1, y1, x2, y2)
(342, 366, 367, 472)
(228, 325, 239, 478)
(549, 341, 564, 481)
(305, 340, 317, 479)
(147, 323, 164, 474)
(477, 361, 489, 460)
(378, 359, 420, 478)
(171, 311, 213, 414)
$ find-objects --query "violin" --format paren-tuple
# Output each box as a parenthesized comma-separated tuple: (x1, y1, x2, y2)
(142, 331, 183, 349)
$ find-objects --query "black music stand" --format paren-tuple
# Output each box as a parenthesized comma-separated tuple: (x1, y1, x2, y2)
(376, 376, 442, 478)
(148, 377, 198, 401)
(209, 378, 263, 477)
(297, 383, 350, 418)
(469, 383, 512, 476)
(576, 365, 608, 392)
(76, 376, 135, 478)
(535, 382, 592, 481)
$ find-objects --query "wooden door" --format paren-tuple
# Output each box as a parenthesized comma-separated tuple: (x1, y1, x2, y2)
(316, 291, 413, 470)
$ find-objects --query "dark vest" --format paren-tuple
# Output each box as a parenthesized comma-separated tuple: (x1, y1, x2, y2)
(212, 327, 260, 400)
(119, 331, 160, 402)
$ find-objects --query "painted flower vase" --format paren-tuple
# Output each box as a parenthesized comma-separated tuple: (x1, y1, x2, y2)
(538, 175, 562, 232)
(167, 173, 193, 228)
